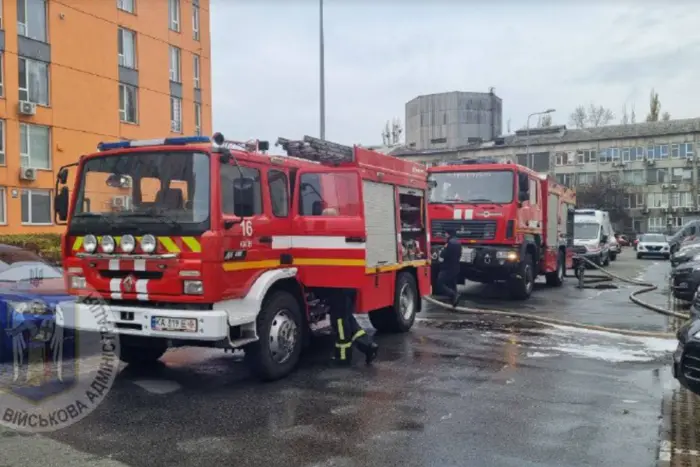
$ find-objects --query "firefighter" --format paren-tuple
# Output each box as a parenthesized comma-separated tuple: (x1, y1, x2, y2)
(328, 289, 378, 366)
(436, 228, 462, 307)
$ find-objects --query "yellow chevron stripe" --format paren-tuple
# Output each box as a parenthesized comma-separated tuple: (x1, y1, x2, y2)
(181, 236, 201, 253)
(72, 237, 83, 251)
(159, 237, 181, 253)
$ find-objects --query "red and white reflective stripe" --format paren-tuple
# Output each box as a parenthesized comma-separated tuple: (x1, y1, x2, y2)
(110, 278, 122, 300)
(136, 279, 149, 301)
(109, 259, 120, 271)
(270, 235, 365, 250)
(134, 259, 146, 271)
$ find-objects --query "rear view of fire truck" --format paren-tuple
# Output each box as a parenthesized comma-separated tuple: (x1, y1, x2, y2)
(53, 133, 430, 382)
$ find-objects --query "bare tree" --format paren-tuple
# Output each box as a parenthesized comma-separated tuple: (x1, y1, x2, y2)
(576, 174, 631, 226)
(538, 114, 553, 128)
(621, 104, 629, 125)
(630, 104, 636, 124)
(662, 111, 671, 121)
(646, 89, 661, 122)
(568, 103, 614, 129)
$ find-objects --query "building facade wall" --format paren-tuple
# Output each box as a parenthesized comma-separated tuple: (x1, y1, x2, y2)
(405, 91, 502, 151)
(399, 125, 700, 234)
(0, 0, 212, 234)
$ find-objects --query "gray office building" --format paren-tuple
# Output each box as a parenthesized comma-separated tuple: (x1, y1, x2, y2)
(404, 90, 503, 151)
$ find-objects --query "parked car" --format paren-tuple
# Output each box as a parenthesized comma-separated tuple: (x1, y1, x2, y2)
(0, 245, 74, 364)
(609, 235, 621, 260)
(673, 317, 700, 396)
(671, 241, 700, 268)
(636, 233, 671, 259)
(671, 258, 700, 301)
(615, 234, 630, 247)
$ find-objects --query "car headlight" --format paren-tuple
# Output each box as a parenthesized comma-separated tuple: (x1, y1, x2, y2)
(141, 234, 157, 253)
(101, 235, 115, 253)
(8, 300, 49, 315)
(496, 250, 518, 261)
(183, 280, 203, 295)
(83, 234, 97, 253)
(120, 234, 136, 253)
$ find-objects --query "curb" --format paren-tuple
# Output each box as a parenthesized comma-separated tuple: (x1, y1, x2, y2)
(657, 390, 673, 467)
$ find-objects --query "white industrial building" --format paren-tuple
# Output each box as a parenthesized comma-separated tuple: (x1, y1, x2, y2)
(393, 118, 700, 234)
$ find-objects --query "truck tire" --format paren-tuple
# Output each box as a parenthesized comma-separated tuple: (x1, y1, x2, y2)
(510, 254, 534, 300)
(119, 342, 167, 366)
(244, 291, 303, 382)
(545, 250, 565, 287)
(369, 271, 418, 333)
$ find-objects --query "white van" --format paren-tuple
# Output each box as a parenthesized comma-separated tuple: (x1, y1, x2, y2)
(574, 209, 618, 261)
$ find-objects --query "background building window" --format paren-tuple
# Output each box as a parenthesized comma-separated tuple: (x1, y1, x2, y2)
(193, 54, 200, 89)
(21, 189, 51, 225)
(18, 57, 48, 105)
(169, 46, 181, 82)
(117, 0, 134, 13)
(0, 188, 6, 224)
(0, 120, 6, 165)
(119, 83, 137, 123)
(0, 53, 4, 97)
(17, 0, 47, 43)
(192, 4, 200, 40)
(168, 0, 180, 31)
(170, 97, 182, 133)
(118, 28, 136, 69)
(20, 123, 50, 169)
(194, 102, 201, 135)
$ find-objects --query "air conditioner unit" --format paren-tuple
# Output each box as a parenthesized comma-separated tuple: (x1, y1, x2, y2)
(18, 100, 36, 116)
(19, 166, 36, 181)
(647, 159, 656, 166)
(662, 183, 669, 189)
(642, 207, 650, 214)
(687, 157, 694, 164)
(111, 195, 131, 209)
(671, 183, 678, 189)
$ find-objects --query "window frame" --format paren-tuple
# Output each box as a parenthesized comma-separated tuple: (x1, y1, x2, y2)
(0, 52, 4, 98)
(194, 102, 201, 136)
(193, 54, 200, 89)
(21, 189, 52, 225)
(0, 120, 6, 166)
(192, 3, 200, 40)
(170, 96, 182, 133)
(18, 56, 49, 106)
(117, 0, 135, 14)
(169, 46, 181, 83)
(17, 0, 47, 43)
(119, 83, 138, 124)
(168, 0, 180, 32)
(117, 27, 137, 69)
(19, 123, 50, 170)
(0, 187, 6, 225)
(268, 169, 289, 217)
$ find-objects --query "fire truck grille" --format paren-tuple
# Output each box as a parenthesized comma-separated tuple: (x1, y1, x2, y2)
(99, 270, 163, 280)
(431, 220, 497, 240)
(103, 299, 213, 310)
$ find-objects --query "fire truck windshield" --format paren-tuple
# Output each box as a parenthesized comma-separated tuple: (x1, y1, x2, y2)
(428, 170, 514, 204)
(70, 151, 210, 234)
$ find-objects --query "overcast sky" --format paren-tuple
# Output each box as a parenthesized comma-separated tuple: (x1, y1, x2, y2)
(210, 1, 700, 148)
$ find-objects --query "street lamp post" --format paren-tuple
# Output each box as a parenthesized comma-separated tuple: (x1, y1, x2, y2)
(319, 0, 326, 140)
(525, 108, 555, 169)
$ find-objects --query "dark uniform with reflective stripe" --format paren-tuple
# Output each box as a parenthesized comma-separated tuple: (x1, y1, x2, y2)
(328, 289, 378, 365)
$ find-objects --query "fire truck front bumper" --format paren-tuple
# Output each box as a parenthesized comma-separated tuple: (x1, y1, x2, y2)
(458, 245, 521, 281)
(55, 300, 229, 341)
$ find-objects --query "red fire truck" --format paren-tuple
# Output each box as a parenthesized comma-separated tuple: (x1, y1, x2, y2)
(53, 134, 431, 381)
(427, 159, 576, 300)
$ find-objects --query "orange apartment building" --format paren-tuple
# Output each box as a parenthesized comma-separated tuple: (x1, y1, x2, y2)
(0, 0, 212, 234)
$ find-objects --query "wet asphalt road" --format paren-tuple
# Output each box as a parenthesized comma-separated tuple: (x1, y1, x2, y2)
(0, 249, 680, 467)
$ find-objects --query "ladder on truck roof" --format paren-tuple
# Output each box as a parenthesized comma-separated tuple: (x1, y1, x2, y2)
(275, 135, 354, 165)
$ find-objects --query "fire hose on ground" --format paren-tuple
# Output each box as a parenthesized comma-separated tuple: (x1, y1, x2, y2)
(422, 254, 688, 339)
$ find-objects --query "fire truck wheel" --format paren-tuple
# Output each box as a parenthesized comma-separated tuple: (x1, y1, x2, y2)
(510, 254, 534, 300)
(545, 250, 565, 287)
(119, 343, 167, 366)
(369, 272, 418, 333)
(244, 291, 303, 382)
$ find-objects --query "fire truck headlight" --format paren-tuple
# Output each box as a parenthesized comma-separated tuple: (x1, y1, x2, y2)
(121, 234, 135, 253)
(183, 280, 203, 295)
(496, 250, 519, 261)
(84, 235, 97, 253)
(101, 235, 115, 253)
(70, 276, 87, 289)
(141, 234, 156, 253)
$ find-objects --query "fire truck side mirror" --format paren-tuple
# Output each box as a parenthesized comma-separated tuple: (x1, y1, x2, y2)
(58, 168, 69, 184)
(55, 187, 69, 222)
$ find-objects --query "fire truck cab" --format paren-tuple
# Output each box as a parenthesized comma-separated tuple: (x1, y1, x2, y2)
(54, 134, 431, 381)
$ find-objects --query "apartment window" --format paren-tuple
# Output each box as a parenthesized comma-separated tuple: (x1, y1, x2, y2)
(21, 189, 51, 224)
(671, 167, 692, 183)
(682, 143, 694, 158)
(621, 147, 631, 162)
(117, 0, 134, 13)
(169, 46, 181, 82)
(194, 102, 201, 136)
(17, 0, 47, 43)
(622, 170, 644, 186)
(118, 28, 136, 69)
(635, 147, 645, 161)
(0, 188, 6, 224)
(192, 4, 200, 40)
(647, 192, 669, 208)
(576, 149, 596, 164)
(555, 151, 574, 166)
(0, 120, 5, 165)
(0, 53, 4, 97)
(168, 0, 180, 32)
(20, 123, 50, 169)
(578, 172, 596, 185)
(170, 96, 182, 133)
(624, 193, 644, 209)
(119, 83, 137, 123)
(18, 57, 49, 105)
(647, 168, 668, 184)
(193, 54, 200, 89)
(672, 143, 680, 158)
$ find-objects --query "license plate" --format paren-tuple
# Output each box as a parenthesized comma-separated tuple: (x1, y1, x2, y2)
(460, 247, 474, 263)
(151, 316, 198, 332)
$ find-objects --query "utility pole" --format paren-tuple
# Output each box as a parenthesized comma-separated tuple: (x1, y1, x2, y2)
(525, 108, 555, 169)
(319, 0, 326, 140)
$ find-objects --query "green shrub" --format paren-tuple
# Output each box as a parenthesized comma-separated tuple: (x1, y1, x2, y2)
(0, 234, 62, 265)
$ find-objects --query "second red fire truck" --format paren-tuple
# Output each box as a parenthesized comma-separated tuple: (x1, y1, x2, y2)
(427, 159, 576, 300)
(54, 134, 431, 381)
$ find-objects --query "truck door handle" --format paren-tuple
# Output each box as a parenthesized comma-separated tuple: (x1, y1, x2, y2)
(259, 236, 272, 244)
(346, 236, 366, 243)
